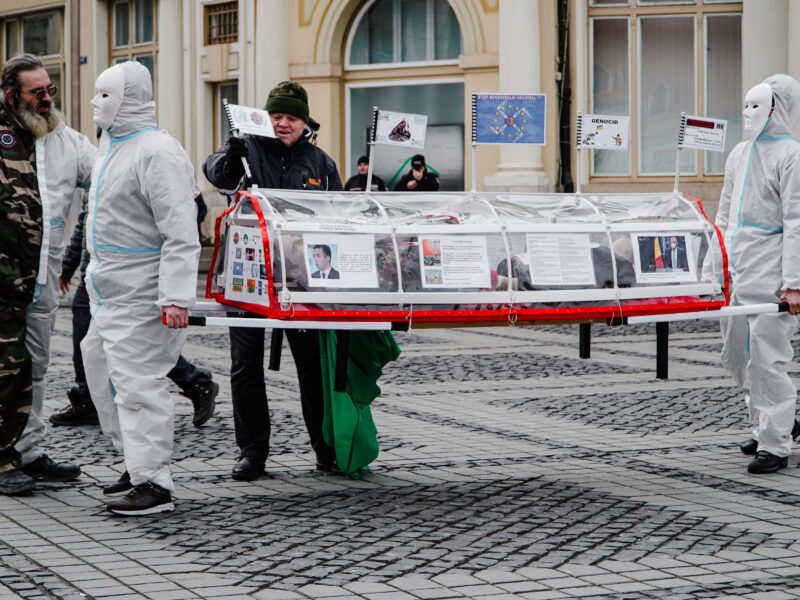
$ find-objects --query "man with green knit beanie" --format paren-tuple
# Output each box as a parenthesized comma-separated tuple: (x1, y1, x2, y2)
(203, 80, 343, 482)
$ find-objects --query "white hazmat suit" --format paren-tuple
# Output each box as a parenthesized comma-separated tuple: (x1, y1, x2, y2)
(82, 61, 200, 492)
(15, 124, 95, 464)
(715, 74, 800, 459)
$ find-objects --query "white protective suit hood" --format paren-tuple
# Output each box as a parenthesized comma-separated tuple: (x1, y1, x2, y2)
(759, 74, 800, 139)
(92, 61, 156, 136)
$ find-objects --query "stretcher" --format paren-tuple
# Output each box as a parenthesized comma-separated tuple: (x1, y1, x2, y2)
(199, 188, 729, 329)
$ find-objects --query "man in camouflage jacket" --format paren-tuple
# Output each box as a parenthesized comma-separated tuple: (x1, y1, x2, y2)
(0, 63, 42, 495)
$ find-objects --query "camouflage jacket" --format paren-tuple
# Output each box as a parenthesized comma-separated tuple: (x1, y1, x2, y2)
(0, 100, 42, 307)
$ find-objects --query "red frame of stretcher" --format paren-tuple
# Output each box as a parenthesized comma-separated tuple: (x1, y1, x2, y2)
(206, 191, 730, 324)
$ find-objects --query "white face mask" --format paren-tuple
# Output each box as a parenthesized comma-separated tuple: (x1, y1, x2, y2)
(91, 66, 125, 130)
(743, 83, 773, 139)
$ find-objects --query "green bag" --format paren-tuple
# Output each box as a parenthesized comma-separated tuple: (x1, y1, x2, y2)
(319, 330, 401, 477)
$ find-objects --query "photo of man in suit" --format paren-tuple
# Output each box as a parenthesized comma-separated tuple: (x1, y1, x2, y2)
(311, 244, 340, 279)
(664, 235, 689, 271)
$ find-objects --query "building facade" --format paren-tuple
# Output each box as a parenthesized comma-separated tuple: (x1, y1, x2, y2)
(1, 0, 798, 232)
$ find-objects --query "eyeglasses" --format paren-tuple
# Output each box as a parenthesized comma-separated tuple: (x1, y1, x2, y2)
(21, 85, 58, 100)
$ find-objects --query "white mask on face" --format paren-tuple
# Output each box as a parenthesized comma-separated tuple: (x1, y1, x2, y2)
(743, 83, 773, 139)
(91, 65, 125, 130)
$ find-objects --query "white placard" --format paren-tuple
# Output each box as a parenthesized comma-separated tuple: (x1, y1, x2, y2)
(374, 109, 427, 148)
(526, 234, 596, 286)
(303, 234, 379, 289)
(682, 116, 727, 152)
(226, 103, 276, 138)
(578, 114, 629, 150)
(419, 235, 491, 289)
(630, 232, 697, 284)
(224, 225, 270, 305)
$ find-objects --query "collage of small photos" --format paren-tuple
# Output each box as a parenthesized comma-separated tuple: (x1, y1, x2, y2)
(224, 225, 270, 306)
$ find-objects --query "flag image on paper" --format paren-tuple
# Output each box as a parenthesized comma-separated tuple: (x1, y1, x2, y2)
(578, 114, 629, 150)
(681, 116, 727, 152)
(374, 110, 427, 148)
(473, 93, 546, 145)
(225, 103, 275, 138)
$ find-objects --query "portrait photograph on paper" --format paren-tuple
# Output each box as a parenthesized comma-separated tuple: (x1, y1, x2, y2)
(630, 232, 697, 284)
(303, 233, 379, 289)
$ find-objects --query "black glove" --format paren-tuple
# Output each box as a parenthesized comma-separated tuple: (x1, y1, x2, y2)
(223, 136, 248, 180)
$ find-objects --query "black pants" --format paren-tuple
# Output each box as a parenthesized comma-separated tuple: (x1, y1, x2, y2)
(229, 325, 333, 462)
(0, 305, 30, 469)
(71, 282, 212, 398)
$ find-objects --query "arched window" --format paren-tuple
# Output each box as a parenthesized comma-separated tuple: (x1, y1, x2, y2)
(348, 0, 462, 67)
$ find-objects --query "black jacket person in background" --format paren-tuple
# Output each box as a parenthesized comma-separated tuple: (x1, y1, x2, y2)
(344, 155, 386, 192)
(393, 154, 440, 192)
(204, 81, 342, 481)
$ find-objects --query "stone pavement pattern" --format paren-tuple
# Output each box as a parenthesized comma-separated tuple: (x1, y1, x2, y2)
(4, 309, 800, 599)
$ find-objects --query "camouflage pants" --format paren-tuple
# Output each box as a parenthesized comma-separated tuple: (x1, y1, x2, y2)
(0, 305, 31, 472)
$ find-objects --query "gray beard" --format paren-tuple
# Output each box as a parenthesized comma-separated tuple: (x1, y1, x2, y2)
(18, 104, 62, 138)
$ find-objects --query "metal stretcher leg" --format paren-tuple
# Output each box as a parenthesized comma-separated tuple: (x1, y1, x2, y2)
(579, 323, 591, 359)
(656, 322, 669, 380)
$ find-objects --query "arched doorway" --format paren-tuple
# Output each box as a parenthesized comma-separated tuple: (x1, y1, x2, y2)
(343, 0, 466, 190)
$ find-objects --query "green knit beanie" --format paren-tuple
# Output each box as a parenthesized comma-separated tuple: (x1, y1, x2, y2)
(265, 81, 309, 122)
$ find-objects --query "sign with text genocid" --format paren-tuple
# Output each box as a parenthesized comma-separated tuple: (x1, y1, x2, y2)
(473, 93, 546, 145)
(680, 115, 727, 152)
(577, 113, 629, 151)
(373, 109, 427, 148)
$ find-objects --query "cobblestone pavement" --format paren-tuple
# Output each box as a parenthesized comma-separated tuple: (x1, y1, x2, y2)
(7, 306, 800, 600)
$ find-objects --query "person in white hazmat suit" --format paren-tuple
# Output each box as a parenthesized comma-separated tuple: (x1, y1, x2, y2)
(0, 53, 92, 490)
(82, 61, 200, 515)
(713, 74, 800, 474)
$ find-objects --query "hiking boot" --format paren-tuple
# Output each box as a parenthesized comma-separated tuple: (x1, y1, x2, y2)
(103, 471, 132, 496)
(747, 450, 788, 474)
(49, 387, 98, 427)
(0, 468, 36, 495)
(740, 419, 800, 456)
(180, 381, 219, 427)
(107, 481, 174, 516)
(21, 455, 81, 482)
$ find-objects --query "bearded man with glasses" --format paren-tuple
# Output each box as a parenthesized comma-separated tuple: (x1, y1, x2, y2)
(0, 53, 95, 495)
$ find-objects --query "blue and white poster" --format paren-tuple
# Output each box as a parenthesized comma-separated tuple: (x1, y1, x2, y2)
(473, 93, 546, 145)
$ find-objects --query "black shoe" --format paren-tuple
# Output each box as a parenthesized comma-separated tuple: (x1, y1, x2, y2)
(49, 387, 99, 427)
(315, 458, 341, 475)
(0, 468, 36, 495)
(103, 471, 132, 496)
(231, 456, 265, 481)
(107, 481, 174, 516)
(747, 450, 788, 474)
(21, 455, 81, 482)
(740, 439, 758, 456)
(180, 381, 219, 427)
(740, 420, 800, 456)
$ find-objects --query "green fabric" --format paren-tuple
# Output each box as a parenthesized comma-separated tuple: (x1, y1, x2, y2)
(319, 331, 401, 477)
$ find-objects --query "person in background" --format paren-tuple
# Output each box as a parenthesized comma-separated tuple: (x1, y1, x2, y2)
(344, 155, 386, 192)
(393, 154, 439, 192)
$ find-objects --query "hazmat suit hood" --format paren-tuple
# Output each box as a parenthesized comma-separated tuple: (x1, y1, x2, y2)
(760, 74, 800, 139)
(93, 61, 156, 137)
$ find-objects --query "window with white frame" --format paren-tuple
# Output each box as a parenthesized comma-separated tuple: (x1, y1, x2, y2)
(348, 0, 462, 67)
(1, 10, 64, 111)
(110, 0, 157, 79)
(589, 1, 742, 178)
(215, 81, 238, 150)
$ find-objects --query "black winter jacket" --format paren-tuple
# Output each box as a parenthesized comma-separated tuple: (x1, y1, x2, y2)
(60, 196, 89, 284)
(344, 173, 387, 192)
(203, 130, 343, 193)
(393, 169, 440, 192)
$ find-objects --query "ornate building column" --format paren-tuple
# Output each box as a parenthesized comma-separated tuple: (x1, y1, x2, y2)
(484, 0, 549, 192)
